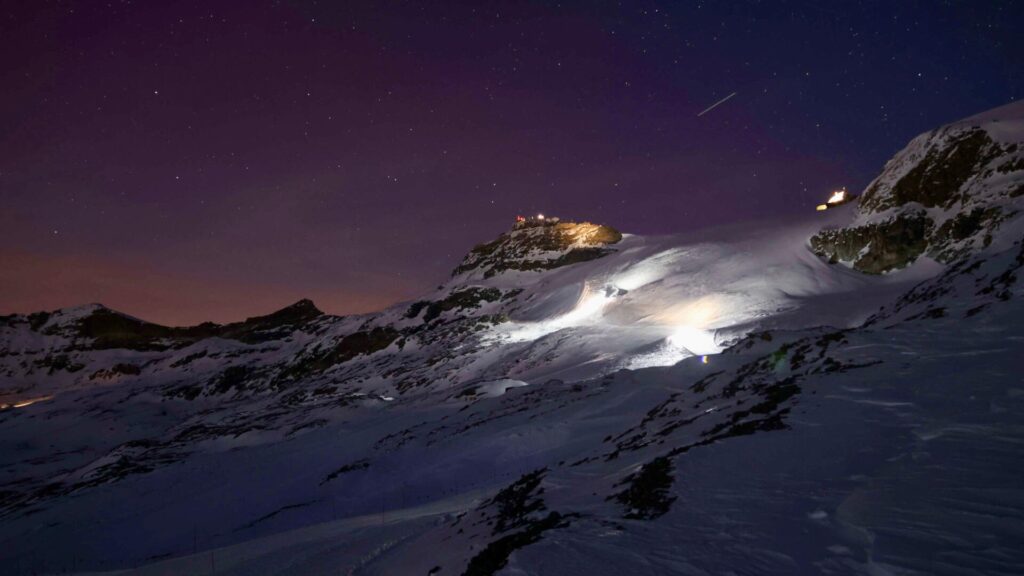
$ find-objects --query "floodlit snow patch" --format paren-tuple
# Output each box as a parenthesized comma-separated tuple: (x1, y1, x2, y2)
(612, 248, 686, 291)
(623, 327, 721, 370)
(503, 285, 616, 342)
(667, 326, 722, 356)
(623, 340, 692, 370)
(654, 295, 722, 329)
(623, 311, 720, 369)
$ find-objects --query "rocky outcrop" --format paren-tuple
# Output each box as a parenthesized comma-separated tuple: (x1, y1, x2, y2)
(810, 211, 933, 274)
(406, 287, 504, 322)
(811, 101, 1024, 274)
(453, 220, 622, 278)
(859, 128, 1008, 212)
(278, 326, 401, 382)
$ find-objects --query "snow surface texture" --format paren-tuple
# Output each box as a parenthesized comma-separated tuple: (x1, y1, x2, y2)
(1, 101, 1023, 576)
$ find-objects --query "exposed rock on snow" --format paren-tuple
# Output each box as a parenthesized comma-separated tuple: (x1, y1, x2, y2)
(452, 219, 623, 278)
(811, 209, 933, 273)
(811, 100, 1024, 273)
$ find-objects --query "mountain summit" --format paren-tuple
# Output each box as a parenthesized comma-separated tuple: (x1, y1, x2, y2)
(452, 217, 623, 278)
(811, 100, 1024, 273)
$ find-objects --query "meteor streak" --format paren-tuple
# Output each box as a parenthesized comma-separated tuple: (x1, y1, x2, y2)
(696, 91, 737, 117)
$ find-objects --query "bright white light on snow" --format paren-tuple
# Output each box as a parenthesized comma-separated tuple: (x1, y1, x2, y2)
(612, 248, 685, 291)
(502, 285, 615, 342)
(623, 340, 691, 369)
(561, 288, 610, 323)
(623, 323, 721, 370)
(667, 326, 722, 356)
(653, 295, 721, 329)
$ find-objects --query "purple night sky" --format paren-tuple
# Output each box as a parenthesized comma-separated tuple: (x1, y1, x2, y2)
(2, 1, 1021, 325)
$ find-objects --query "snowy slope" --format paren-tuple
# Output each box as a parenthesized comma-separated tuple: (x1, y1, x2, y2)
(1, 102, 1023, 576)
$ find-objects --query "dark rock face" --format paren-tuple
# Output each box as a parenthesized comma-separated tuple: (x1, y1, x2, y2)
(220, 298, 324, 343)
(406, 287, 504, 322)
(330, 327, 400, 364)
(458, 469, 574, 576)
(453, 220, 623, 278)
(860, 128, 1005, 212)
(72, 308, 200, 351)
(810, 212, 934, 274)
(89, 363, 142, 381)
(611, 456, 676, 519)
(280, 326, 401, 382)
(928, 206, 1006, 262)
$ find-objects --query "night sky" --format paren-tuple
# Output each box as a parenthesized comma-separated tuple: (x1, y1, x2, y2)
(2, 1, 1021, 325)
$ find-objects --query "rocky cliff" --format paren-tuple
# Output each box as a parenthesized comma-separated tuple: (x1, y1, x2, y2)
(810, 100, 1024, 273)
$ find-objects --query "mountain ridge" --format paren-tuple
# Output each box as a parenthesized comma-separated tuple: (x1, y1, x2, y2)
(810, 99, 1024, 273)
(1, 102, 1023, 575)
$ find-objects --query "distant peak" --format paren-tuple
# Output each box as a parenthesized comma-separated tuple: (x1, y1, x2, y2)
(242, 298, 324, 325)
(45, 303, 130, 325)
(284, 298, 320, 312)
(66, 303, 111, 315)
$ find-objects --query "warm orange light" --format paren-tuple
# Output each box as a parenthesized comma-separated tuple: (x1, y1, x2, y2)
(15, 393, 52, 407)
(655, 295, 721, 328)
(4, 395, 54, 409)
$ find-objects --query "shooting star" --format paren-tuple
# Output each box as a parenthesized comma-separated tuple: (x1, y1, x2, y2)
(696, 91, 737, 117)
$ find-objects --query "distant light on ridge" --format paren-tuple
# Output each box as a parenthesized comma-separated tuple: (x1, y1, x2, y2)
(827, 189, 847, 204)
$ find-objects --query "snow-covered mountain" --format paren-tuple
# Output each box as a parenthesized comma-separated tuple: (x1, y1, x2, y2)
(811, 100, 1024, 273)
(1, 101, 1023, 576)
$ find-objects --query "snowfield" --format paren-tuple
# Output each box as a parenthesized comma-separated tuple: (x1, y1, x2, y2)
(1, 101, 1023, 575)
